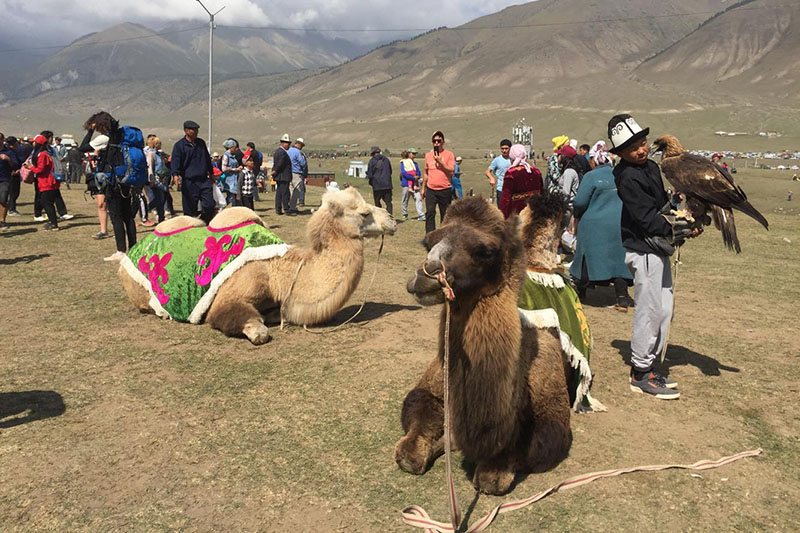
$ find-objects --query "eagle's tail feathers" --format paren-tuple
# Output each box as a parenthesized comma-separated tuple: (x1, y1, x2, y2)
(733, 199, 769, 230)
(712, 206, 742, 253)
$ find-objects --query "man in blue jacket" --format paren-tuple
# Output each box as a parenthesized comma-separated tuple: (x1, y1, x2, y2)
(287, 137, 308, 213)
(366, 146, 393, 215)
(171, 120, 215, 223)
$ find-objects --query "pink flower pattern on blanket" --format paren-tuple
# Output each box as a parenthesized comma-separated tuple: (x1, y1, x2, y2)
(138, 252, 173, 305)
(195, 234, 246, 286)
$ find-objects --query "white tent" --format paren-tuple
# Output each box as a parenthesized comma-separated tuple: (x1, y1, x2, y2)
(348, 160, 368, 178)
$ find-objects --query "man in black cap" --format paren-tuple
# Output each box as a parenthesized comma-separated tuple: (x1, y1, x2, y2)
(366, 146, 393, 215)
(609, 113, 696, 400)
(271, 133, 292, 215)
(171, 120, 215, 223)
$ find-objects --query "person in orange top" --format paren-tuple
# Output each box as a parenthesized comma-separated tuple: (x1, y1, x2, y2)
(24, 135, 61, 231)
(421, 129, 455, 233)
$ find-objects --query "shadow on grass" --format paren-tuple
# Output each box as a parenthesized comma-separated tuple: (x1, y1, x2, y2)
(1, 227, 37, 238)
(0, 391, 66, 429)
(611, 339, 740, 377)
(0, 253, 51, 265)
(325, 302, 422, 325)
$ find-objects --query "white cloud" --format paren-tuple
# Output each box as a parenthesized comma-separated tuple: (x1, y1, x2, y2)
(0, 0, 531, 48)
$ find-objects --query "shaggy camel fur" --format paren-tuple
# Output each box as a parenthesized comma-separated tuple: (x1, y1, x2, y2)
(396, 198, 573, 495)
(119, 188, 396, 344)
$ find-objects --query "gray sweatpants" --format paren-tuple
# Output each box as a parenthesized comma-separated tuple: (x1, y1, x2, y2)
(289, 173, 305, 210)
(625, 251, 673, 371)
(401, 186, 424, 218)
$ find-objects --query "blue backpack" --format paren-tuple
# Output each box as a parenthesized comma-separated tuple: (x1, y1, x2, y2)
(111, 126, 147, 187)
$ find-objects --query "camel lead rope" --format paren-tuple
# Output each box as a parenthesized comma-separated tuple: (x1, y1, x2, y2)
(421, 261, 460, 530)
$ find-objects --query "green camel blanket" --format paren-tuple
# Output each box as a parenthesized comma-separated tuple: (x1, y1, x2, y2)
(517, 269, 605, 413)
(120, 221, 290, 323)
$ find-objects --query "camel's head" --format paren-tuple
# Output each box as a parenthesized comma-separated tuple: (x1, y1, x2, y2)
(518, 193, 570, 272)
(407, 198, 524, 306)
(316, 187, 397, 240)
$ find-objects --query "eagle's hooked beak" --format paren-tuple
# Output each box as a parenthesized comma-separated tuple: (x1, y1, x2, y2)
(649, 142, 661, 156)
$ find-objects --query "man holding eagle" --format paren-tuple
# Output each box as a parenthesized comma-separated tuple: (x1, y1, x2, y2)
(608, 113, 767, 400)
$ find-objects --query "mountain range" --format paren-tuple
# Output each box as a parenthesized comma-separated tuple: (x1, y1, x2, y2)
(1, 0, 798, 152)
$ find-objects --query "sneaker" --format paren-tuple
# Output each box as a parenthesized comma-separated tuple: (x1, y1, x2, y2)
(58, 213, 74, 221)
(33, 215, 47, 222)
(630, 369, 680, 399)
(653, 371, 678, 389)
(42, 223, 60, 231)
(0, 221, 9, 230)
(402, 214, 408, 220)
(93, 231, 110, 240)
(7, 210, 20, 216)
(416, 215, 425, 221)
(103, 251, 126, 262)
(141, 220, 155, 227)
(615, 295, 634, 312)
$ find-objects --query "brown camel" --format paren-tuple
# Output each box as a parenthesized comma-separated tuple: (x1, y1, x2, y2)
(396, 198, 573, 496)
(119, 188, 396, 344)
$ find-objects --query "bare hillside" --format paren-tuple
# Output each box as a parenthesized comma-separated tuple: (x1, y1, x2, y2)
(634, 0, 800, 100)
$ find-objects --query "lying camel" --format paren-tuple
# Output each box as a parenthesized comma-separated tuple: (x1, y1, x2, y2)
(119, 187, 396, 344)
(396, 197, 574, 495)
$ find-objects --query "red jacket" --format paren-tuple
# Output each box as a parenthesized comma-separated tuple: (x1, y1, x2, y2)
(500, 165, 543, 219)
(30, 151, 59, 191)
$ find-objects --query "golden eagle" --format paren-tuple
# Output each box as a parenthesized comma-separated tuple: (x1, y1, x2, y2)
(652, 135, 768, 253)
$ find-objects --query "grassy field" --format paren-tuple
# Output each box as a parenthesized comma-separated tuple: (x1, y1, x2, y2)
(1, 163, 798, 531)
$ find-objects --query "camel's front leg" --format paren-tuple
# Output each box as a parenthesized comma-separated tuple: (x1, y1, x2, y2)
(206, 301, 271, 345)
(472, 455, 516, 495)
(395, 359, 445, 475)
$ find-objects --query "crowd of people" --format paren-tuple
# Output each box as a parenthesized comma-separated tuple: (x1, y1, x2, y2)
(3, 111, 701, 400)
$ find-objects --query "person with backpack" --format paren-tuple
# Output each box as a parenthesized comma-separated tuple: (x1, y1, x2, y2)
(23, 135, 61, 231)
(171, 120, 215, 223)
(79, 111, 146, 261)
(145, 135, 169, 223)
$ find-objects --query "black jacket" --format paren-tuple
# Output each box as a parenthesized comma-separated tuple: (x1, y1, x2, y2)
(614, 158, 672, 255)
(272, 147, 292, 183)
(366, 153, 392, 191)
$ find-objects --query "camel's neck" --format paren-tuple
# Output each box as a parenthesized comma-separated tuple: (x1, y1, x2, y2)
(443, 280, 526, 456)
(283, 225, 368, 325)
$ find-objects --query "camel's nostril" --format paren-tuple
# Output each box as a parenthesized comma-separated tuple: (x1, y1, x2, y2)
(422, 260, 443, 278)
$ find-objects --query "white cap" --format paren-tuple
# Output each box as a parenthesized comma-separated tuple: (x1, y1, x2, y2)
(295, 137, 305, 145)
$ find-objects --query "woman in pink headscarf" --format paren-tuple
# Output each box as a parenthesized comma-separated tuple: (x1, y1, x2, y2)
(499, 144, 542, 218)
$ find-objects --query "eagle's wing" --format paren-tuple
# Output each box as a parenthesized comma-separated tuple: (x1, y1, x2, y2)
(662, 153, 768, 229)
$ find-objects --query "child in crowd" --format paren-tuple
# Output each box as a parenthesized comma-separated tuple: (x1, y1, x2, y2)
(609, 113, 697, 400)
(237, 157, 257, 210)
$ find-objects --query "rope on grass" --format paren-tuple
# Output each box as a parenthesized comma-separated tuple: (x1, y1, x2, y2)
(401, 448, 762, 532)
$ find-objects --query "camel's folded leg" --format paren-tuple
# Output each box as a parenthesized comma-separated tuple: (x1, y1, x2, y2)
(395, 359, 445, 475)
(473, 456, 517, 496)
(206, 301, 271, 345)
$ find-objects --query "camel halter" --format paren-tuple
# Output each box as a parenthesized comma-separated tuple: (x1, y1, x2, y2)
(280, 235, 385, 334)
(403, 257, 760, 532)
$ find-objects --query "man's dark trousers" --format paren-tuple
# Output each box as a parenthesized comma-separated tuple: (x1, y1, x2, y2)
(181, 176, 215, 224)
(425, 187, 452, 233)
(275, 181, 290, 214)
(373, 189, 393, 215)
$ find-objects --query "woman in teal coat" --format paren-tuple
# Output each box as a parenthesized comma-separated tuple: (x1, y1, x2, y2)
(569, 142, 634, 310)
